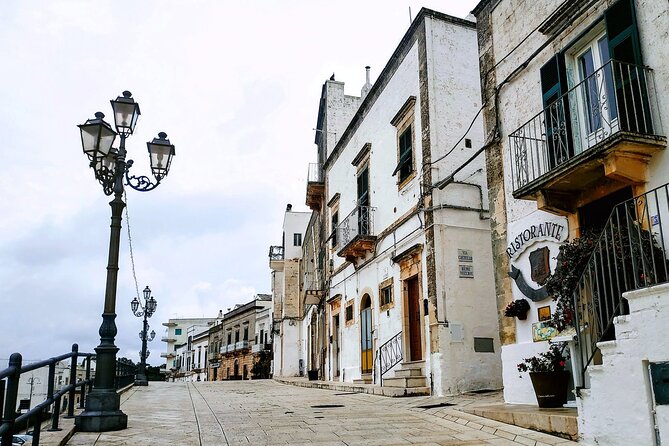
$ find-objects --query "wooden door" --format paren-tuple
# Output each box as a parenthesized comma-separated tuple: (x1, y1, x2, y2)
(407, 276, 422, 361)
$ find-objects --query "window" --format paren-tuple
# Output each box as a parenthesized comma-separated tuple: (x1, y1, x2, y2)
(331, 210, 339, 248)
(390, 96, 416, 187)
(293, 233, 302, 246)
(235, 330, 240, 343)
(243, 327, 248, 341)
(379, 278, 394, 310)
(227, 333, 232, 345)
(345, 301, 354, 326)
(396, 125, 413, 182)
(175, 328, 182, 336)
(381, 286, 392, 306)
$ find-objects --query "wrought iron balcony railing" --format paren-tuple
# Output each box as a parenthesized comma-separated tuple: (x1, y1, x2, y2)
(335, 205, 376, 251)
(572, 183, 669, 389)
(510, 60, 662, 192)
(268, 245, 284, 261)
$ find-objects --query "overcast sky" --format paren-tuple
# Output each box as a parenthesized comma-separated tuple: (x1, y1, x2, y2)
(0, 0, 479, 365)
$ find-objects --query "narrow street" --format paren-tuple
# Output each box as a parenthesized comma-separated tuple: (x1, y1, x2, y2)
(67, 381, 581, 446)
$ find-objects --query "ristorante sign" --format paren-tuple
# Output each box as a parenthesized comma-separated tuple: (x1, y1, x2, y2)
(506, 221, 566, 259)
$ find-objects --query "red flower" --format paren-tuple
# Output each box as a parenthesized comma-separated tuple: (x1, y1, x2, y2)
(559, 361, 565, 367)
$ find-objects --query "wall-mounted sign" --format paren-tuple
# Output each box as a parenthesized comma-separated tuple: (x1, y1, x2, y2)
(211, 362, 220, 368)
(532, 321, 558, 342)
(537, 305, 551, 321)
(459, 264, 474, 278)
(506, 221, 566, 259)
(458, 249, 473, 262)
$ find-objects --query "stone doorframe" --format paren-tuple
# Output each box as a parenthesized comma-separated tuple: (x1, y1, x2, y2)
(393, 244, 424, 363)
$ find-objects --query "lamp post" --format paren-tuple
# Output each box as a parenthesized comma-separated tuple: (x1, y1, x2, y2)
(75, 91, 175, 432)
(131, 286, 157, 386)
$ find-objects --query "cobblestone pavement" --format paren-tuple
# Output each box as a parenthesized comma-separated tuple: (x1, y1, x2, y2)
(67, 380, 584, 446)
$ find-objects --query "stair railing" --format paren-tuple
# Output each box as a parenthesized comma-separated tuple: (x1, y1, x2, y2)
(375, 331, 402, 386)
(572, 183, 669, 390)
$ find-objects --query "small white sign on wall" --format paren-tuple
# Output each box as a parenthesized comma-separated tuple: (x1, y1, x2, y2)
(458, 249, 473, 262)
(459, 264, 474, 278)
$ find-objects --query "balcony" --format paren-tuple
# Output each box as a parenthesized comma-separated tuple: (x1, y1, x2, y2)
(235, 340, 250, 351)
(305, 163, 324, 211)
(161, 337, 176, 342)
(251, 343, 272, 353)
(269, 245, 284, 271)
(336, 205, 377, 262)
(509, 60, 665, 214)
(160, 352, 175, 359)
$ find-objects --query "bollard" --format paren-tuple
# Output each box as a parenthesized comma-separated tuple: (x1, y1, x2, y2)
(1, 353, 22, 446)
(65, 344, 78, 418)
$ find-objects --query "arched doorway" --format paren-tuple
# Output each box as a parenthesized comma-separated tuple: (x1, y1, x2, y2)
(360, 294, 373, 374)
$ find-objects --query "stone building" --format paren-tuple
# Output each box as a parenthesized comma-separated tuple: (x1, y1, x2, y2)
(208, 295, 273, 381)
(473, 0, 669, 443)
(294, 8, 503, 396)
(269, 206, 311, 377)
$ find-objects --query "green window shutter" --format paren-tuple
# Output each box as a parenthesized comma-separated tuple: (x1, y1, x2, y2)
(539, 53, 573, 166)
(392, 125, 413, 179)
(605, 0, 642, 65)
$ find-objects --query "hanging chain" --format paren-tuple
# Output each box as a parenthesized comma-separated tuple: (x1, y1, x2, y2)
(124, 191, 142, 304)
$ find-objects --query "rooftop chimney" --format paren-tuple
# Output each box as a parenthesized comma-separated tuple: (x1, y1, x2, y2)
(361, 66, 372, 99)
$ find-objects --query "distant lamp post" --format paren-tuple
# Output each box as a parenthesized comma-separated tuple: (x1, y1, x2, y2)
(75, 91, 175, 432)
(131, 286, 157, 386)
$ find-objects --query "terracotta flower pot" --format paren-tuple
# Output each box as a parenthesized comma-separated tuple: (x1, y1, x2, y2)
(529, 370, 570, 408)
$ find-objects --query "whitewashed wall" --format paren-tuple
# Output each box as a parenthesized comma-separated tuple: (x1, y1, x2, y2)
(577, 283, 669, 445)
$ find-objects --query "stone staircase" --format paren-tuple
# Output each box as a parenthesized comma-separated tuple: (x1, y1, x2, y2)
(352, 373, 372, 385)
(381, 360, 429, 395)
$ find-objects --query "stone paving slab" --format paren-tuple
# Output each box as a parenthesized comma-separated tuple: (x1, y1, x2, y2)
(65, 381, 585, 446)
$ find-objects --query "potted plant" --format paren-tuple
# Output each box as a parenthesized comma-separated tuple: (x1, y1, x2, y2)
(517, 342, 570, 408)
(504, 298, 531, 320)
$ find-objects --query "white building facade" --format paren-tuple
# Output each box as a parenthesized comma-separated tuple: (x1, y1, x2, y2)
(473, 0, 669, 443)
(309, 9, 502, 396)
(161, 317, 217, 377)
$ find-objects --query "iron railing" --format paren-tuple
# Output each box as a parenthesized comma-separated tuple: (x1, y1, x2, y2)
(573, 183, 669, 389)
(307, 163, 323, 183)
(268, 245, 284, 261)
(335, 205, 376, 251)
(373, 331, 402, 386)
(0, 344, 94, 446)
(115, 358, 137, 390)
(510, 60, 662, 192)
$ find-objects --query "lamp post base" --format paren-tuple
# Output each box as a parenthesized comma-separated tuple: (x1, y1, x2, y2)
(134, 376, 149, 386)
(75, 392, 128, 432)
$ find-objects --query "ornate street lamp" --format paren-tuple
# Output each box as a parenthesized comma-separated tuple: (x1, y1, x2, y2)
(75, 91, 175, 432)
(131, 286, 157, 386)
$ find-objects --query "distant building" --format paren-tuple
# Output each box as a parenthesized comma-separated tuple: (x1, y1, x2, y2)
(208, 295, 273, 381)
(269, 206, 311, 377)
(161, 317, 218, 377)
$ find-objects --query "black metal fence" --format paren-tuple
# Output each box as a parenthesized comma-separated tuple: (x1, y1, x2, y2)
(1, 347, 138, 445)
(573, 183, 669, 389)
(0, 344, 94, 446)
(115, 359, 137, 390)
